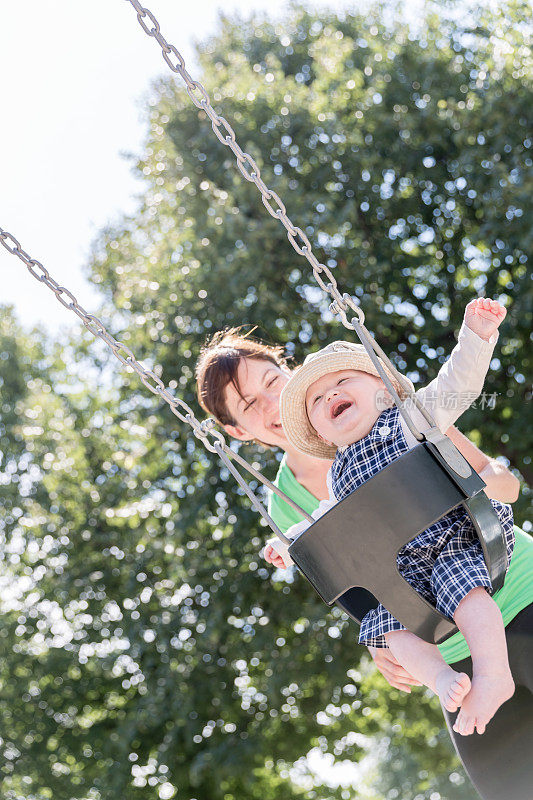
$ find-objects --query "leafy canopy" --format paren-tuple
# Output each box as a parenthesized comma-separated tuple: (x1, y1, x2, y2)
(0, 2, 531, 798)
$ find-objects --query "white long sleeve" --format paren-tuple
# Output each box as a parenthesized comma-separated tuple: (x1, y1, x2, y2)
(402, 322, 498, 447)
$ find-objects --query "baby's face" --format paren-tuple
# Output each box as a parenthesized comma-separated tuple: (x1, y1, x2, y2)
(305, 369, 385, 448)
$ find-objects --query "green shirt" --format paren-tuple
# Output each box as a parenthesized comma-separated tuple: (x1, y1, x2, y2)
(267, 454, 533, 664)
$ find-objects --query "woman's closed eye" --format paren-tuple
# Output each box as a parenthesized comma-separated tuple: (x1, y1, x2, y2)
(243, 376, 279, 411)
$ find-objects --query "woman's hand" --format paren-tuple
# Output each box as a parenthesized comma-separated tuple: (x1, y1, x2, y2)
(478, 460, 520, 503)
(263, 543, 288, 569)
(445, 426, 520, 504)
(367, 646, 423, 692)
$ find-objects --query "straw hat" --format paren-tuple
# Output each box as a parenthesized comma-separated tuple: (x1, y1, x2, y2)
(280, 341, 414, 459)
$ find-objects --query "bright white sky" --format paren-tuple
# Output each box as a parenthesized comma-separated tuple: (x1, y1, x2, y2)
(0, 0, 357, 335)
(0, 0, 433, 337)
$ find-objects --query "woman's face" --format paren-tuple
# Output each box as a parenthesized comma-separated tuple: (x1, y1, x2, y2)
(222, 357, 291, 447)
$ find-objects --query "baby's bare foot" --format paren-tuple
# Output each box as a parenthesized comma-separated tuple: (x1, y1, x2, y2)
(436, 668, 471, 713)
(453, 671, 515, 736)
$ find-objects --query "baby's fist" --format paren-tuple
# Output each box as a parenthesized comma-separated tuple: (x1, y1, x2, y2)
(464, 298, 506, 342)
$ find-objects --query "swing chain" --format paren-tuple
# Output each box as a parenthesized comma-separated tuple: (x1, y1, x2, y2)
(0, 226, 314, 530)
(125, 0, 365, 327)
(330, 293, 366, 329)
(188, 417, 227, 453)
(0, 226, 228, 456)
(0, 5, 380, 544)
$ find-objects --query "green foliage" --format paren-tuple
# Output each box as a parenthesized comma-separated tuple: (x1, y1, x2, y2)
(0, 2, 531, 798)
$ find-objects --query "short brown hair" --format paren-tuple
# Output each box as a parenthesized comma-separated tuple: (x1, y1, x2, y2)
(195, 327, 287, 426)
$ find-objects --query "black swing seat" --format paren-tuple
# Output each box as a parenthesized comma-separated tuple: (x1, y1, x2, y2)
(288, 438, 508, 644)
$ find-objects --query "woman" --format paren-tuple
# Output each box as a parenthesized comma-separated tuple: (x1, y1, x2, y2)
(195, 326, 532, 800)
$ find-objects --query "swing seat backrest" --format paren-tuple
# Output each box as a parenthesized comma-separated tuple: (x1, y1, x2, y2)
(288, 441, 507, 644)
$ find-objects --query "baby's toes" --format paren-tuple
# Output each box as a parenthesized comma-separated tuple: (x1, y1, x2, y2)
(475, 719, 486, 735)
(448, 674, 470, 705)
(443, 691, 459, 712)
(454, 710, 475, 736)
(447, 685, 462, 704)
(462, 714, 477, 736)
(455, 673, 470, 693)
(452, 711, 465, 734)
(452, 721, 463, 735)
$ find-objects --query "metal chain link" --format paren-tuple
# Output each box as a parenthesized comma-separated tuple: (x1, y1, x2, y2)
(125, 0, 365, 331)
(0, 228, 226, 455)
(0, 227, 309, 541)
(0, 4, 410, 543)
(125, 1, 435, 435)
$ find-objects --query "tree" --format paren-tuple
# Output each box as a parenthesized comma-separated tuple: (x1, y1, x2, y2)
(1, 2, 531, 798)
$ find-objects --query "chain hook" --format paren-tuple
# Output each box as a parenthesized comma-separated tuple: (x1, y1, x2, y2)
(329, 294, 365, 329)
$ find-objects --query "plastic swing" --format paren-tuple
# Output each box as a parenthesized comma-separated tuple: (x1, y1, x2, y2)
(0, 0, 508, 647)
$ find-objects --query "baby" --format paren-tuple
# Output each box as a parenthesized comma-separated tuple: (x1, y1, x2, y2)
(266, 298, 515, 736)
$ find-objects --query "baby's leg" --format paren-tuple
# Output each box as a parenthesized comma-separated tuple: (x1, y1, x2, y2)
(386, 630, 470, 712)
(452, 587, 514, 736)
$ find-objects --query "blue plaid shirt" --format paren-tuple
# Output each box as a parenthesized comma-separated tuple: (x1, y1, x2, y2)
(331, 406, 515, 647)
